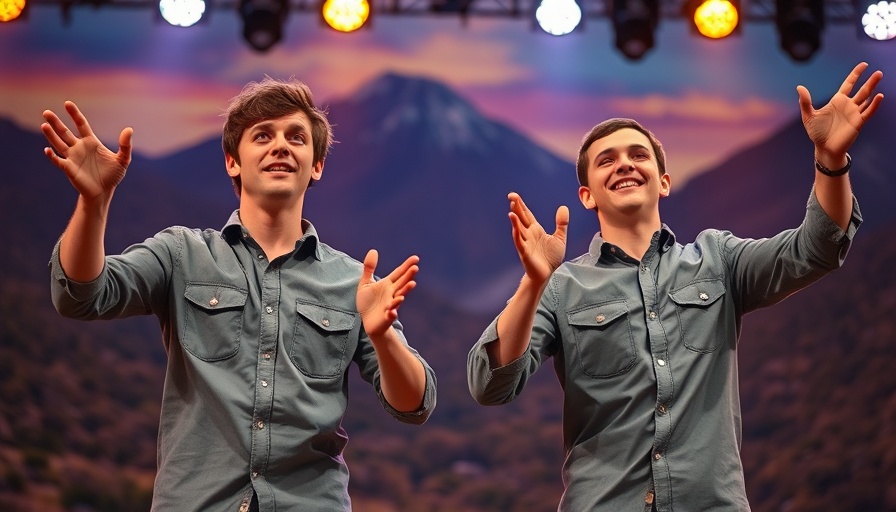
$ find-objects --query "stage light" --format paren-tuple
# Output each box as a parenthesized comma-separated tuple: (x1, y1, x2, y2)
(858, 0, 896, 40)
(0, 0, 26, 22)
(688, 0, 740, 39)
(535, 0, 582, 35)
(159, 0, 206, 26)
(321, 0, 370, 32)
(430, 0, 471, 13)
(612, 0, 659, 60)
(239, 0, 289, 52)
(775, 0, 824, 61)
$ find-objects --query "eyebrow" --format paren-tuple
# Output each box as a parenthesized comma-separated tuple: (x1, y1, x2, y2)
(250, 120, 309, 133)
(594, 143, 651, 161)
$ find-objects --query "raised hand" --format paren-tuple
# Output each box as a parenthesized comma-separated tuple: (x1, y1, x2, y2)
(356, 250, 419, 339)
(507, 192, 569, 285)
(41, 101, 133, 201)
(797, 62, 884, 162)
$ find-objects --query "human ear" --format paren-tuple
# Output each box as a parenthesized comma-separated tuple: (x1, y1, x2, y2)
(578, 185, 596, 210)
(310, 161, 324, 182)
(659, 173, 672, 198)
(225, 153, 240, 178)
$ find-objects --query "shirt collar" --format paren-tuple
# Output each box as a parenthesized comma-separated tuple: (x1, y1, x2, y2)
(588, 224, 677, 263)
(658, 224, 676, 252)
(221, 210, 322, 261)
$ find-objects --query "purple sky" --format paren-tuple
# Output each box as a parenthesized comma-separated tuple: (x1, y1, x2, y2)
(1, 4, 892, 185)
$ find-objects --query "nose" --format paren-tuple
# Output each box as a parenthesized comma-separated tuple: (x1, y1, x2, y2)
(616, 158, 635, 174)
(270, 136, 290, 157)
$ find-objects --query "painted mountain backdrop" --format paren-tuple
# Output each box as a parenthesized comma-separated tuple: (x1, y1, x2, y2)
(1, 74, 894, 511)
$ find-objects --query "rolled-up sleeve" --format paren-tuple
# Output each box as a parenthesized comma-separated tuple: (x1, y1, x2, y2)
(467, 285, 558, 405)
(355, 318, 438, 425)
(49, 230, 177, 320)
(378, 358, 437, 425)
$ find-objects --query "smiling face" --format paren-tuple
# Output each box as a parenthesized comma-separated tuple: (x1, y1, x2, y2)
(225, 110, 323, 206)
(578, 127, 671, 225)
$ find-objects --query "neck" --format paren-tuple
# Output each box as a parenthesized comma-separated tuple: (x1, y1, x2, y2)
(238, 196, 306, 260)
(597, 211, 662, 261)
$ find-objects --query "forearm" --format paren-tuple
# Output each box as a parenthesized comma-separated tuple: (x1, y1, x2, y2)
(59, 195, 112, 282)
(370, 327, 428, 412)
(813, 150, 854, 232)
(490, 274, 547, 367)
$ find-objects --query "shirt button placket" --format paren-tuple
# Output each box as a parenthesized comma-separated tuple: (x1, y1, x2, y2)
(251, 267, 279, 498)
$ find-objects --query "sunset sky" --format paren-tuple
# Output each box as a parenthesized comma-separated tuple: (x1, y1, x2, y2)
(1, 3, 892, 185)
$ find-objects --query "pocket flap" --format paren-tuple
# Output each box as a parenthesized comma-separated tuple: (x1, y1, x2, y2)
(184, 284, 247, 311)
(567, 300, 628, 327)
(669, 279, 725, 307)
(296, 302, 355, 332)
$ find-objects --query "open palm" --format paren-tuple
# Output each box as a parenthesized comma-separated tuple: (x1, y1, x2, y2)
(356, 250, 419, 338)
(798, 62, 884, 159)
(508, 192, 569, 284)
(41, 101, 132, 201)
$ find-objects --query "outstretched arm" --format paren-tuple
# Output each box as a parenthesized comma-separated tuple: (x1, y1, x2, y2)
(42, 101, 133, 282)
(356, 250, 427, 412)
(489, 192, 569, 367)
(798, 62, 884, 231)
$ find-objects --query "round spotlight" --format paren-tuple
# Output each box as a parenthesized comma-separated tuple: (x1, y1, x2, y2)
(159, 0, 206, 27)
(862, 0, 896, 40)
(535, 0, 582, 36)
(0, 0, 26, 22)
(322, 0, 370, 32)
(693, 0, 739, 38)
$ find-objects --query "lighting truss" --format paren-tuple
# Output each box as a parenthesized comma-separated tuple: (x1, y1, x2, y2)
(24, 0, 860, 24)
(20, 0, 867, 59)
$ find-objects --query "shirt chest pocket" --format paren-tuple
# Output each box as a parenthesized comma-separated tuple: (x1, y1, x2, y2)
(668, 278, 726, 353)
(182, 283, 248, 361)
(289, 302, 357, 379)
(567, 300, 636, 379)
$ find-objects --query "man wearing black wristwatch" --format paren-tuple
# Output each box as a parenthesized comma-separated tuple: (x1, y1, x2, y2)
(467, 62, 884, 511)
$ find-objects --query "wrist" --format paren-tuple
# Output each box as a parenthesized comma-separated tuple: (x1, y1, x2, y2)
(815, 153, 851, 177)
(76, 193, 113, 218)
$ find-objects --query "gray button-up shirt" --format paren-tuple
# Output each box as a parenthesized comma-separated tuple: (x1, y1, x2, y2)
(50, 212, 437, 512)
(468, 191, 860, 512)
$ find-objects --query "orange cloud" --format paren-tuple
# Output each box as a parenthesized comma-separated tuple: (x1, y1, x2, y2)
(609, 91, 783, 122)
(2, 69, 239, 157)
(223, 18, 531, 101)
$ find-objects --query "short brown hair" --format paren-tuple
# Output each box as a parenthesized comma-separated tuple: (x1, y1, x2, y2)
(222, 77, 333, 195)
(575, 118, 666, 187)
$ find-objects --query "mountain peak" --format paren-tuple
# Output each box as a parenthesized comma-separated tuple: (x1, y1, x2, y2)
(343, 72, 491, 152)
(354, 72, 470, 107)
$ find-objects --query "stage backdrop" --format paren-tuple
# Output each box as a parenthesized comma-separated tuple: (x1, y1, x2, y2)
(1, 5, 894, 511)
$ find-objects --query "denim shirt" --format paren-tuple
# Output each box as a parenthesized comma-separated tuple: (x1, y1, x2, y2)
(50, 212, 436, 512)
(468, 191, 860, 512)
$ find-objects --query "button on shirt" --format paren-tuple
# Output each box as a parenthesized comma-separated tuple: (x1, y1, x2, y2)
(468, 191, 860, 511)
(50, 212, 437, 512)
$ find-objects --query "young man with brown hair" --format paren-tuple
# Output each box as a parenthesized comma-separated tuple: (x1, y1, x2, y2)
(43, 78, 437, 512)
(468, 63, 883, 511)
